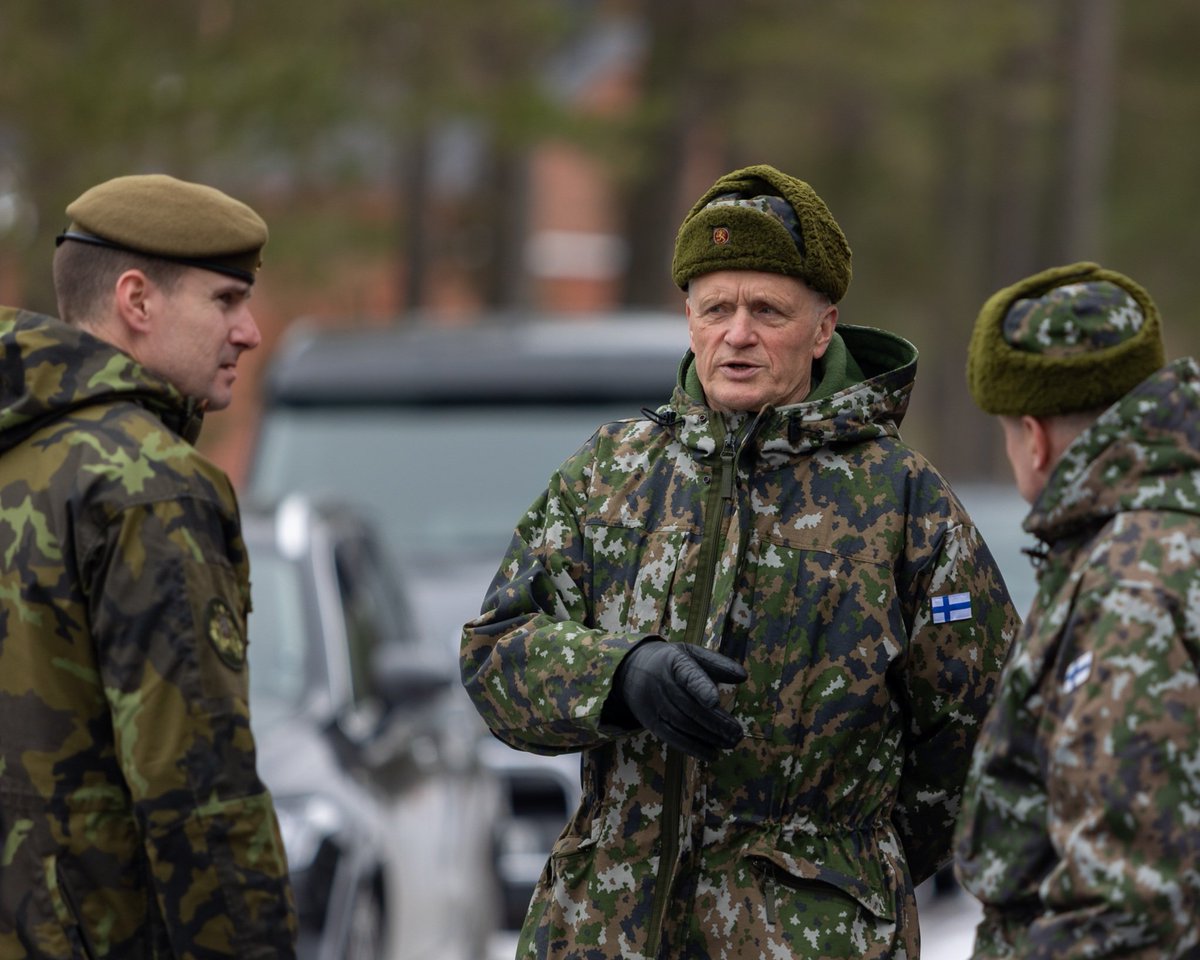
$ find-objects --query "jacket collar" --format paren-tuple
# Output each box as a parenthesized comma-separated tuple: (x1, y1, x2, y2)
(663, 323, 917, 465)
(1026, 357, 1200, 543)
(0, 307, 204, 452)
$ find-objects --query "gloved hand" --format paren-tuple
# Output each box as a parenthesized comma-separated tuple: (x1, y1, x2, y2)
(610, 640, 747, 761)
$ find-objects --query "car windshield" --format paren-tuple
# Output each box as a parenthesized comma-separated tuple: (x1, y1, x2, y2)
(251, 405, 643, 562)
(244, 537, 315, 725)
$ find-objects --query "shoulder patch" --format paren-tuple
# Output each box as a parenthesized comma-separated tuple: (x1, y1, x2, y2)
(1061, 650, 1093, 694)
(206, 597, 246, 670)
(931, 592, 972, 624)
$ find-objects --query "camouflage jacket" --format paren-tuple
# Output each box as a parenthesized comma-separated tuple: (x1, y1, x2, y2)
(955, 358, 1200, 959)
(0, 309, 296, 960)
(462, 325, 1018, 959)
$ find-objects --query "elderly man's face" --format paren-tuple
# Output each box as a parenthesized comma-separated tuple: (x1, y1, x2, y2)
(686, 270, 837, 413)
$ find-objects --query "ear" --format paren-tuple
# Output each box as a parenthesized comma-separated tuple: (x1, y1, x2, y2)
(113, 269, 153, 335)
(684, 294, 696, 349)
(811, 302, 838, 360)
(1021, 414, 1053, 473)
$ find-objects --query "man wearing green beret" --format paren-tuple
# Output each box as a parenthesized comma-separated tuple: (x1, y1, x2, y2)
(461, 163, 1019, 958)
(955, 262, 1200, 958)
(0, 174, 297, 958)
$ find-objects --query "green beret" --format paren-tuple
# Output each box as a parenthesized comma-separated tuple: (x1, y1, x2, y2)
(671, 164, 852, 302)
(966, 261, 1165, 417)
(58, 174, 268, 283)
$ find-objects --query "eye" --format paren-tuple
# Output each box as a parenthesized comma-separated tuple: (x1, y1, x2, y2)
(217, 288, 249, 309)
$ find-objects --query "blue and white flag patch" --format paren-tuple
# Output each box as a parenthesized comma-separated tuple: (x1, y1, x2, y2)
(1062, 650, 1093, 694)
(931, 592, 973, 624)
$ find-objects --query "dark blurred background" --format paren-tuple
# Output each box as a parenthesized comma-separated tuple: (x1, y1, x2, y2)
(2, 0, 1197, 489)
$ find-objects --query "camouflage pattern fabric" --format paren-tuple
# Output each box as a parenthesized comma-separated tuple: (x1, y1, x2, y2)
(462, 323, 1019, 959)
(1001, 280, 1145, 357)
(954, 358, 1200, 958)
(0, 308, 297, 959)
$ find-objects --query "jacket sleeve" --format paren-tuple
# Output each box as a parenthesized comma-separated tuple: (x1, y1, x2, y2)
(88, 493, 298, 960)
(1028, 578, 1200, 958)
(892, 486, 1020, 884)
(460, 438, 643, 755)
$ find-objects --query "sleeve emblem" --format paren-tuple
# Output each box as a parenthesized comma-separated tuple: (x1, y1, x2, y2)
(207, 597, 247, 671)
(1061, 650, 1093, 694)
(931, 592, 973, 624)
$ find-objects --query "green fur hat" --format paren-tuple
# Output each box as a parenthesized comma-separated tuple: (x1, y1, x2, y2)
(966, 261, 1165, 416)
(671, 164, 852, 302)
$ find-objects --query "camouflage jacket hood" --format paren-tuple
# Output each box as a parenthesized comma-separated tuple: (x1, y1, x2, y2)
(463, 322, 1017, 959)
(954, 357, 1200, 957)
(670, 323, 918, 450)
(0, 307, 204, 451)
(1025, 357, 1200, 545)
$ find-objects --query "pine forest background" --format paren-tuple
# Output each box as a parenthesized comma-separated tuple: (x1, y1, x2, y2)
(2, 0, 1197, 485)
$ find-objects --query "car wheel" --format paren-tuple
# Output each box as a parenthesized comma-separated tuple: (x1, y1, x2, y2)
(344, 884, 385, 960)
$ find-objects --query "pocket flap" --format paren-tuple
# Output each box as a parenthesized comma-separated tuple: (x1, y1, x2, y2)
(742, 831, 896, 921)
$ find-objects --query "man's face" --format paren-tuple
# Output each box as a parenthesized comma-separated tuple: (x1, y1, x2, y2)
(686, 270, 837, 413)
(139, 268, 261, 411)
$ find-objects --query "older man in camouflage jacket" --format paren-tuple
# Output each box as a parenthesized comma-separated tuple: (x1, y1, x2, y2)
(956, 262, 1200, 957)
(461, 163, 1019, 959)
(0, 175, 296, 959)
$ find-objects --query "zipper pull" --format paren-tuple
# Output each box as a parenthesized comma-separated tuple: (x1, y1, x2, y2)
(764, 872, 778, 928)
(719, 433, 736, 499)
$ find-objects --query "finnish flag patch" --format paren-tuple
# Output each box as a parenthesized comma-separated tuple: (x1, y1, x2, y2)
(1062, 650, 1093, 694)
(931, 592, 972, 624)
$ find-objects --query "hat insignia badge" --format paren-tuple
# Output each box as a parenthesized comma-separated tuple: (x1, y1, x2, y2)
(712, 226, 730, 246)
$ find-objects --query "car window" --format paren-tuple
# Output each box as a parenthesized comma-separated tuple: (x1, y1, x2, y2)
(246, 545, 316, 722)
(252, 404, 647, 563)
(333, 533, 419, 704)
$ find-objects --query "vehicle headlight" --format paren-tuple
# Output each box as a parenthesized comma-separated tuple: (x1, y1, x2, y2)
(272, 794, 345, 872)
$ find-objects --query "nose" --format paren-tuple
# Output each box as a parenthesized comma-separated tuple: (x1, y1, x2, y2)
(723, 305, 758, 347)
(232, 307, 262, 351)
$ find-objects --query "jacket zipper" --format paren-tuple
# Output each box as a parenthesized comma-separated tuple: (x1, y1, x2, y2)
(644, 409, 771, 956)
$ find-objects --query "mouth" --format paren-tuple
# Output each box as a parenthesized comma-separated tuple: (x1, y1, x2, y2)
(719, 360, 760, 378)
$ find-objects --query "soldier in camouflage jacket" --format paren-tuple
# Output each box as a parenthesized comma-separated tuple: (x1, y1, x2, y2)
(0, 176, 296, 959)
(957, 262, 1200, 957)
(462, 165, 1018, 959)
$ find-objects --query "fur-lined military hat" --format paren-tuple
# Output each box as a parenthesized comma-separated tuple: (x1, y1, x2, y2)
(57, 174, 268, 283)
(671, 163, 852, 302)
(967, 261, 1164, 417)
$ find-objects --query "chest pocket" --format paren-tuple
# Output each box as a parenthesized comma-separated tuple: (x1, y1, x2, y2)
(728, 532, 903, 746)
(586, 522, 693, 641)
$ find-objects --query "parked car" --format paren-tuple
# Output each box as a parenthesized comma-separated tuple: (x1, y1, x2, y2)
(247, 312, 686, 928)
(242, 494, 501, 959)
(246, 312, 1039, 931)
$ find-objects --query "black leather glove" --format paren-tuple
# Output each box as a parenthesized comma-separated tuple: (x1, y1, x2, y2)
(610, 640, 747, 761)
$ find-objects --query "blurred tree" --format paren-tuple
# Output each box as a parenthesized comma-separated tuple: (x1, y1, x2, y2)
(0, 0, 354, 309)
(1, 0, 1197, 479)
(0, 0, 573, 313)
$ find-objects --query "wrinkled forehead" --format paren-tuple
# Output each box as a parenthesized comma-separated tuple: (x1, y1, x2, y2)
(687, 269, 821, 305)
